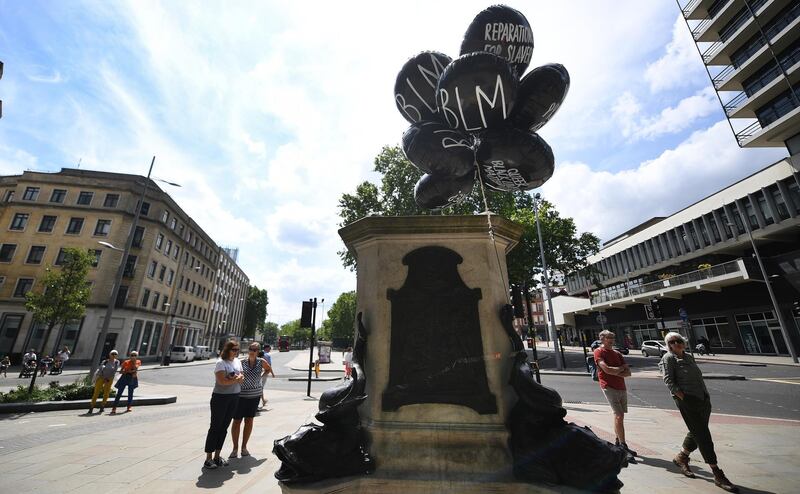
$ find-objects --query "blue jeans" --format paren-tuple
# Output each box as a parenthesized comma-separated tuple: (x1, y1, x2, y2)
(113, 375, 137, 408)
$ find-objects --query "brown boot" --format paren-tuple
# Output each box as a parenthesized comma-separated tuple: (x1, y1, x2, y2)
(711, 466, 738, 492)
(672, 451, 695, 478)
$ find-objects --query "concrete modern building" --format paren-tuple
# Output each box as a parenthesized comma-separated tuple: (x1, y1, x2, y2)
(205, 247, 249, 349)
(563, 158, 800, 356)
(0, 168, 250, 364)
(677, 0, 800, 150)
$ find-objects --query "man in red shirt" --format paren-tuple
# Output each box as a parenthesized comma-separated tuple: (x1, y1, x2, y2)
(594, 330, 636, 461)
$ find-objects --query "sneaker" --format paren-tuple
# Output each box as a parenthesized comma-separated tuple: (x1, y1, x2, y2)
(229, 449, 238, 459)
(241, 448, 250, 457)
(214, 457, 229, 467)
(203, 459, 217, 469)
(711, 466, 738, 492)
(673, 452, 695, 478)
(98, 407, 104, 413)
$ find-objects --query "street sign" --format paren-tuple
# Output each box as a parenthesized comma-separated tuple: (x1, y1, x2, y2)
(596, 314, 608, 325)
(644, 304, 655, 320)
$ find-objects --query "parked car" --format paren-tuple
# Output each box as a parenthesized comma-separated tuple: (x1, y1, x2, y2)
(170, 345, 196, 362)
(641, 340, 667, 357)
(194, 345, 212, 360)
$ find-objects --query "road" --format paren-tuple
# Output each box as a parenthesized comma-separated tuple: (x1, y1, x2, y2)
(533, 347, 800, 420)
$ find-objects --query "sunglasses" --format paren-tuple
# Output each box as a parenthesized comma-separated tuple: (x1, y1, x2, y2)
(668, 340, 684, 345)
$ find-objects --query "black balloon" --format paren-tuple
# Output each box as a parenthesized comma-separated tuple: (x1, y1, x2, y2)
(460, 5, 534, 76)
(395, 51, 452, 124)
(510, 64, 570, 132)
(414, 172, 475, 209)
(476, 128, 554, 192)
(436, 52, 518, 133)
(402, 121, 475, 177)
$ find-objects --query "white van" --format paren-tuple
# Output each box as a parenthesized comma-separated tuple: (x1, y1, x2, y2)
(170, 345, 196, 362)
(194, 345, 212, 360)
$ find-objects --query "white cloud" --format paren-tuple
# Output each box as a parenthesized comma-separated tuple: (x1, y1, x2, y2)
(644, 15, 706, 92)
(613, 87, 718, 140)
(542, 120, 787, 241)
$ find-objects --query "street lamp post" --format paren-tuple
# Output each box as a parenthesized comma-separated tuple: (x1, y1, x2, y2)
(728, 220, 798, 363)
(90, 157, 155, 376)
(533, 193, 564, 371)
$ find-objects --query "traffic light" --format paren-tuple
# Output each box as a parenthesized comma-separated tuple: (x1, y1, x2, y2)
(650, 298, 663, 319)
(511, 284, 525, 318)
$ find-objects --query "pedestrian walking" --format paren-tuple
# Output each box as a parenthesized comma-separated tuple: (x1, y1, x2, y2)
(0, 355, 9, 377)
(230, 342, 272, 458)
(204, 340, 243, 469)
(111, 351, 141, 414)
(258, 347, 275, 409)
(89, 350, 119, 414)
(593, 330, 637, 462)
(659, 332, 738, 492)
(343, 346, 353, 380)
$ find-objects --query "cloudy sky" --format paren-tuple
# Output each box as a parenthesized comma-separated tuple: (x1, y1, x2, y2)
(0, 1, 787, 323)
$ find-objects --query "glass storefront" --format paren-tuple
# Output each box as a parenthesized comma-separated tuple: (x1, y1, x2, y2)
(735, 312, 789, 355)
(0, 314, 25, 357)
(690, 317, 737, 348)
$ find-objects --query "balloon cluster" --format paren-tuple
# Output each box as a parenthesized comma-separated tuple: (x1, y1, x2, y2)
(394, 5, 570, 210)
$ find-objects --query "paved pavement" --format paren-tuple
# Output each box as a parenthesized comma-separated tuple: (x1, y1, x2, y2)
(0, 379, 797, 493)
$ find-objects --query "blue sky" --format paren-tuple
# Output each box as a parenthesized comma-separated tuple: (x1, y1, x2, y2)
(0, 1, 787, 323)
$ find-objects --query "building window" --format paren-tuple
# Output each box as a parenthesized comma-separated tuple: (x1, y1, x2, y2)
(13, 278, 34, 298)
(0, 244, 16, 262)
(65, 217, 84, 235)
(22, 187, 40, 201)
(170, 217, 177, 230)
(155, 233, 164, 250)
(54, 248, 69, 265)
(165, 239, 172, 257)
(123, 255, 137, 278)
(10, 213, 29, 231)
(89, 249, 102, 267)
(159, 265, 167, 282)
(162, 296, 169, 311)
(180, 301, 185, 315)
(173, 245, 179, 260)
(115, 286, 129, 308)
(129, 320, 143, 354)
(77, 191, 94, 205)
(152, 292, 161, 310)
(93, 219, 112, 236)
(50, 189, 66, 203)
(179, 223, 185, 236)
(161, 210, 169, 223)
(26, 246, 46, 264)
(148, 260, 158, 278)
(141, 289, 151, 307)
(167, 269, 174, 285)
(103, 193, 120, 208)
(38, 215, 57, 233)
(132, 226, 145, 248)
(3, 190, 14, 202)
(138, 201, 151, 216)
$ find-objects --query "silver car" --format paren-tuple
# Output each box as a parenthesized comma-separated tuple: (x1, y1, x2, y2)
(641, 340, 667, 357)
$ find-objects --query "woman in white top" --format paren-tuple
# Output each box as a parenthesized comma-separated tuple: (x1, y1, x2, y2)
(203, 340, 243, 469)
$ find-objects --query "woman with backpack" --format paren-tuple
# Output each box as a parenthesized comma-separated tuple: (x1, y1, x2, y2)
(89, 350, 119, 414)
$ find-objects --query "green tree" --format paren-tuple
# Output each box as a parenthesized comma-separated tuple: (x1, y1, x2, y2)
(259, 321, 279, 344)
(24, 247, 92, 392)
(338, 145, 600, 286)
(320, 291, 357, 341)
(243, 286, 269, 338)
(280, 319, 311, 347)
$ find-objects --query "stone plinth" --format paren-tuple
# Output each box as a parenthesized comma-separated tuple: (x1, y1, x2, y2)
(338, 215, 524, 479)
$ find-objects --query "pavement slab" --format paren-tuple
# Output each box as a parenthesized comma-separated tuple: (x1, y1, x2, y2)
(0, 382, 797, 493)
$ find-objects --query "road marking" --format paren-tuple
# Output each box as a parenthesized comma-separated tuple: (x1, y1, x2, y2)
(751, 377, 800, 386)
(48, 424, 67, 427)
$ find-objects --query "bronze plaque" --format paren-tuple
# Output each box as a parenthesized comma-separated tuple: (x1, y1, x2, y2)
(382, 246, 497, 414)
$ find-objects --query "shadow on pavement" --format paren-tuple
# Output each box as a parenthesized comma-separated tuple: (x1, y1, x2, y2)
(639, 455, 777, 494)
(196, 467, 235, 489)
(231, 455, 267, 475)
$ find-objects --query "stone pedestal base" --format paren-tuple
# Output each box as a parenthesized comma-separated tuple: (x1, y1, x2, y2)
(280, 475, 566, 494)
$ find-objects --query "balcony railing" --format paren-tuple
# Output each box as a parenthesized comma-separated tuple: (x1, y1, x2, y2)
(712, 64, 736, 88)
(735, 120, 763, 144)
(703, 41, 724, 63)
(590, 260, 742, 305)
(682, 0, 702, 18)
(724, 91, 749, 115)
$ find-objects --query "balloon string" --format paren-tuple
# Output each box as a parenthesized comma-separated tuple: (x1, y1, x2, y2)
(475, 163, 511, 305)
